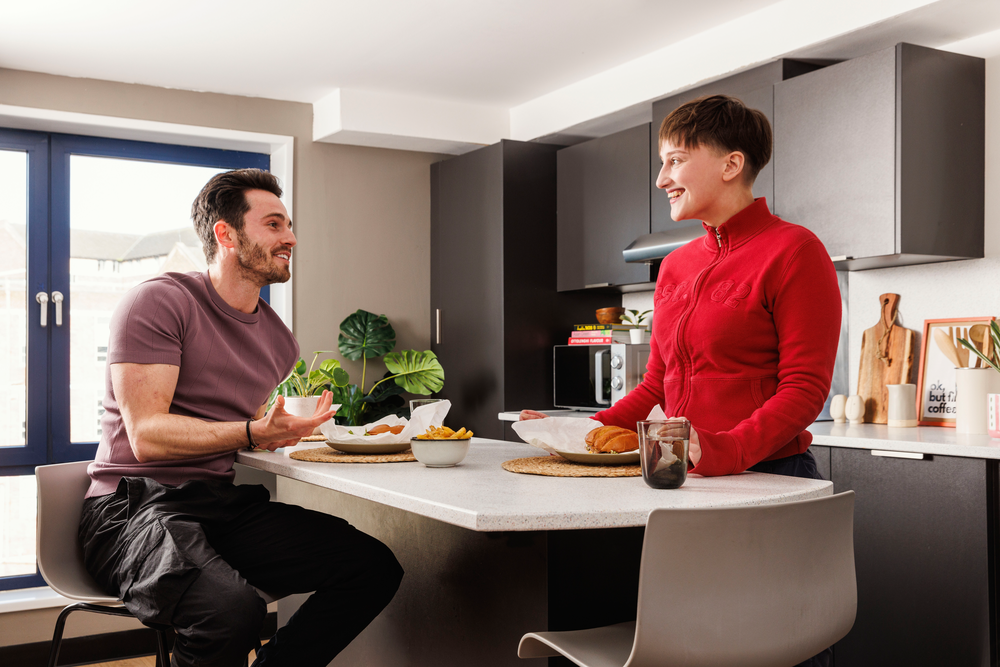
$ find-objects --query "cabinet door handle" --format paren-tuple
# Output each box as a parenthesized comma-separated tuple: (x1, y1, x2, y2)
(52, 291, 64, 327)
(871, 449, 926, 460)
(585, 282, 611, 289)
(35, 291, 48, 327)
(829, 255, 854, 262)
(435, 309, 442, 345)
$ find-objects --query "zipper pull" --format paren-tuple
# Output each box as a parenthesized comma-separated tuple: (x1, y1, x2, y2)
(714, 228, 722, 248)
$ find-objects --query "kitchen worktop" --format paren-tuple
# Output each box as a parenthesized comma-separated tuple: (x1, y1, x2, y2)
(807, 422, 1000, 459)
(237, 438, 830, 532)
(497, 409, 598, 421)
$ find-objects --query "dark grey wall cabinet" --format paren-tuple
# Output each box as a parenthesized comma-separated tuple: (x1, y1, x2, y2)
(650, 60, 822, 234)
(431, 141, 612, 439)
(557, 123, 652, 291)
(829, 449, 994, 667)
(774, 43, 985, 271)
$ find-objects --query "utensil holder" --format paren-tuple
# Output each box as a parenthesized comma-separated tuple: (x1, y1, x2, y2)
(956, 368, 1000, 434)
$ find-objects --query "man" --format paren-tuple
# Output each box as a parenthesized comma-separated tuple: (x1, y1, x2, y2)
(79, 169, 403, 667)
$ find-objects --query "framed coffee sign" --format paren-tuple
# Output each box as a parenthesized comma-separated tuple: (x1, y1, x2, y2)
(916, 316, 995, 426)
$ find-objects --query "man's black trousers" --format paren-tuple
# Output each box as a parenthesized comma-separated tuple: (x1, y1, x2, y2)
(79, 477, 403, 667)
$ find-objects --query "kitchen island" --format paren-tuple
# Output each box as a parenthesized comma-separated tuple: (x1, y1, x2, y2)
(237, 438, 830, 666)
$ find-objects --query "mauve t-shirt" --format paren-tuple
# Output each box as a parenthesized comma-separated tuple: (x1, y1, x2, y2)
(86, 271, 299, 498)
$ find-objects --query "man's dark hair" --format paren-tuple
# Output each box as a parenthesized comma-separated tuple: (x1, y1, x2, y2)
(659, 94, 772, 183)
(191, 168, 283, 263)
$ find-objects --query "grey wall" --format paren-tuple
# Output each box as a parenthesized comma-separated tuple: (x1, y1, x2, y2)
(0, 67, 440, 646)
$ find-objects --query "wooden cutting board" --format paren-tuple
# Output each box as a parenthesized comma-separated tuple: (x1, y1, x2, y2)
(857, 293, 916, 423)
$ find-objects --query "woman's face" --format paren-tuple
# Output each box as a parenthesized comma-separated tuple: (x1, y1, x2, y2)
(656, 140, 731, 224)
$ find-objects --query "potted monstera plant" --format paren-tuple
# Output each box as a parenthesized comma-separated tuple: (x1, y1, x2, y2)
(328, 309, 445, 426)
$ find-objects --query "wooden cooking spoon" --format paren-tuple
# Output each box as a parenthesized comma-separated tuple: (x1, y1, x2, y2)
(970, 324, 988, 368)
(934, 328, 963, 368)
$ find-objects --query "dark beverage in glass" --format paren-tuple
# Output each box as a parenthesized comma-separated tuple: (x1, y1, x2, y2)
(638, 419, 690, 489)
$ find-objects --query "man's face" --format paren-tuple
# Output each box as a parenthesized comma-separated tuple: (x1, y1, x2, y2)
(233, 189, 295, 287)
(656, 140, 732, 223)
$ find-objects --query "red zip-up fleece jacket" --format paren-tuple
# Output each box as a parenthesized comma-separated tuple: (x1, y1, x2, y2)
(595, 198, 841, 477)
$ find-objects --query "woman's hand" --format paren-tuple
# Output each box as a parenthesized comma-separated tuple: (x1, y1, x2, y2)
(519, 409, 549, 421)
(688, 426, 701, 466)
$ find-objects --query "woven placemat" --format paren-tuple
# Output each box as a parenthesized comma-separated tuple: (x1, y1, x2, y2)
(502, 456, 641, 478)
(290, 446, 416, 464)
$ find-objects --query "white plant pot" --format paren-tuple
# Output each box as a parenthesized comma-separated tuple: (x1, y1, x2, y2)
(282, 395, 321, 418)
(629, 328, 645, 344)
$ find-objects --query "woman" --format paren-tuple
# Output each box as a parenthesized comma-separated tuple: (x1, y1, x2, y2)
(523, 94, 841, 480)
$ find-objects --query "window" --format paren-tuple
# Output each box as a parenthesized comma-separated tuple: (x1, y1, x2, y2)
(0, 129, 269, 591)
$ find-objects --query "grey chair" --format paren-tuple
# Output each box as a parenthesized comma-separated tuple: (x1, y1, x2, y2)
(518, 491, 857, 667)
(36, 460, 277, 667)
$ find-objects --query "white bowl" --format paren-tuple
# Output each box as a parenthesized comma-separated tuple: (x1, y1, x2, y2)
(410, 438, 470, 467)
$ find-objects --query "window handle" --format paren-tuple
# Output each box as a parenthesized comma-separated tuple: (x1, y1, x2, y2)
(35, 291, 48, 327)
(52, 291, 64, 327)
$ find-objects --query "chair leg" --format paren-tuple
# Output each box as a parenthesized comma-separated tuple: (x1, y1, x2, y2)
(155, 629, 171, 667)
(46, 603, 76, 667)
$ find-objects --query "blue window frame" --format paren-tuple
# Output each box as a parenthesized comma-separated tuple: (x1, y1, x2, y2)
(0, 129, 270, 591)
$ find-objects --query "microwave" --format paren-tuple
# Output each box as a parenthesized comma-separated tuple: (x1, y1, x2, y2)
(553, 343, 650, 411)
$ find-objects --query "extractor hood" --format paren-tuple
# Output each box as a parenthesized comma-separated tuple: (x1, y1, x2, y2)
(622, 221, 704, 263)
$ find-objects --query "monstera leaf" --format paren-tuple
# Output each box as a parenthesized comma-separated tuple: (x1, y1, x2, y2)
(383, 350, 445, 394)
(312, 359, 349, 388)
(338, 310, 396, 361)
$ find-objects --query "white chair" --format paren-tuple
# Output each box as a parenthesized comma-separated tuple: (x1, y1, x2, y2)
(36, 460, 172, 667)
(36, 461, 277, 667)
(518, 491, 857, 667)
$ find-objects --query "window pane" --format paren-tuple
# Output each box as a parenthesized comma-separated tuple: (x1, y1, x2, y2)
(0, 150, 28, 449)
(0, 475, 36, 577)
(68, 156, 225, 443)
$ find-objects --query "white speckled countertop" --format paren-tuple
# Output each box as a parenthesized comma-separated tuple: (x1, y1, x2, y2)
(237, 438, 831, 532)
(807, 422, 1000, 459)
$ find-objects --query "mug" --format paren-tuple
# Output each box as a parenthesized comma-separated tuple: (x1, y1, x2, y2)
(886, 384, 917, 428)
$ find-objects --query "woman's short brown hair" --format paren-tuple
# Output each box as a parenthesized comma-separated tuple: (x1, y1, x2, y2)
(658, 94, 772, 183)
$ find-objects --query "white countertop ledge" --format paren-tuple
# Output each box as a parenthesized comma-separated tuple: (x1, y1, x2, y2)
(238, 439, 830, 532)
(807, 422, 1000, 459)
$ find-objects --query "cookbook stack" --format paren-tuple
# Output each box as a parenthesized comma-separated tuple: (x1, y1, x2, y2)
(567, 324, 645, 345)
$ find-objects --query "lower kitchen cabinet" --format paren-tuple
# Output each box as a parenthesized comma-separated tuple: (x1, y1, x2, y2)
(829, 448, 995, 667)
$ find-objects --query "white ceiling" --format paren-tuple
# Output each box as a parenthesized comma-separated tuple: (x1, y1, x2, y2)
(0, 0, 779, 106)
(4, 0, 1000, 152)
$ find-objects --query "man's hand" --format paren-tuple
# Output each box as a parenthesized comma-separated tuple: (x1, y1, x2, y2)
(518, 409, 549, 420)
(252, 391, 337, 451)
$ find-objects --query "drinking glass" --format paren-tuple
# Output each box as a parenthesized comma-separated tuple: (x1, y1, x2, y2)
(637, 419, 690, 489)
(409, 398, 442, 415)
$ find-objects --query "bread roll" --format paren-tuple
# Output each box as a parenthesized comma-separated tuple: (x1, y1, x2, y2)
(585, 425, 639, 453)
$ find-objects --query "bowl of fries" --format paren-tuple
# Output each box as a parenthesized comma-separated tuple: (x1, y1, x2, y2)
(410, 426, 473, 467)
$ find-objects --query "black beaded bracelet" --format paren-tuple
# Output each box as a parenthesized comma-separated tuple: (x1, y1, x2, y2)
(246, 419, 257, 451)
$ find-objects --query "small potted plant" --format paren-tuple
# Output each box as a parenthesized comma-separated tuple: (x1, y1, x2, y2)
(270, 351, 350, 417)
(621, 309, 652, 344)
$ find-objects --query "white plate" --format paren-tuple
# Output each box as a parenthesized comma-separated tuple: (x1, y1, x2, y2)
(554, 449, 639, 465)
(325, 440, 412, 455)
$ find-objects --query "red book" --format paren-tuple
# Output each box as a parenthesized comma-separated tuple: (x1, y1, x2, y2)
(567, 336, 613, 345)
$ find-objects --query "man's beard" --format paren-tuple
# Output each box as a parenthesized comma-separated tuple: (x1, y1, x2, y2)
(234, 229, 291, 287)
